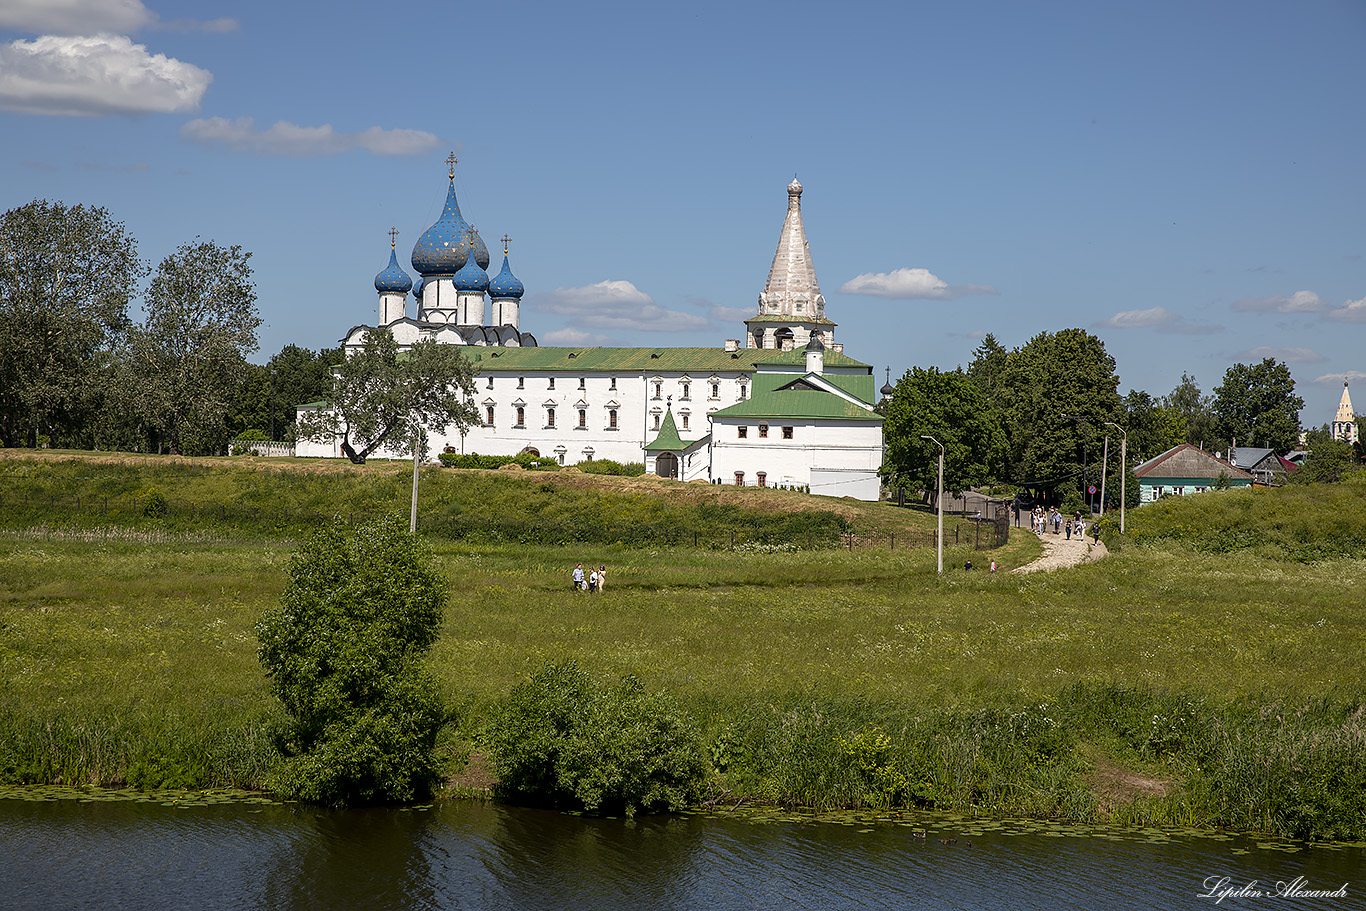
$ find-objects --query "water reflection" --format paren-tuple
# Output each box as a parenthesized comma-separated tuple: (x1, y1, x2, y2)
(2, 796, 1361, 911)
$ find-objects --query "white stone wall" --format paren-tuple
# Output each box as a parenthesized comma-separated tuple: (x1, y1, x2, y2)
(707, 416, 884, 498)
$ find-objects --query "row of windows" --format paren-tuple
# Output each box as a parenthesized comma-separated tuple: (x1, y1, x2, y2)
(736, 424, 794, 440)
(485, 406, 713, 432)
(733, 471, 770, 487)
(483, 376, 745, 401)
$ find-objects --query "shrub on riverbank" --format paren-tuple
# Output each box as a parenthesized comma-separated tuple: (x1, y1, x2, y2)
(488, 662, 705, 816)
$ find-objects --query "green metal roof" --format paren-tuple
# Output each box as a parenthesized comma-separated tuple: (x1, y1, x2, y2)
(710, 387, 883, 422)
(643, 409, 685, 451)
(462, 345, 869, 372)
(744, 314, 837, 326)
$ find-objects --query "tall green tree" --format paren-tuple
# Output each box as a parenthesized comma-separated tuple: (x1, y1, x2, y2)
(1212, 358, 1303, 453)
(131, 240, 261, 455)
(298, 329, 479, 464)
(966, 332, 1009, 405)
(1163, 372, 1221, 450)
(255, 516, 447, 806)
(881, 366, 1006, 505)
(1119, 390, 1184, 464)
(995, 328, 1122, 501)
(0, 200, 147, 447)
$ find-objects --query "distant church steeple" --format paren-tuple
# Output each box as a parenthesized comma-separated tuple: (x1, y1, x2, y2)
(1333, 380, 1358, 444)
(746, 178, 836, 351)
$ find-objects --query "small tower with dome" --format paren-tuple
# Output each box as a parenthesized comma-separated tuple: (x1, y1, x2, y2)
(1332, 380, 1358, 444)
(452, 225, 490, 327)
(373, 228, 412, 326)
(746, 178, 836, 351)
(488, 235, 525, 330)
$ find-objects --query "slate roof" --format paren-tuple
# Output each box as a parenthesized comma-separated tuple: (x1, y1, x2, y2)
(1134, 444, 1254, 481)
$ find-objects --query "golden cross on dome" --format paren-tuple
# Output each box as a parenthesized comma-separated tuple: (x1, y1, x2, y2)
(446, 151, 458, 179)
(500, 234, 511, 255)
(388, 226, 399, 248)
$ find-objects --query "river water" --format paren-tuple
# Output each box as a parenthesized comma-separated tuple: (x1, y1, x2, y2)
(2, 795, 1361, 910)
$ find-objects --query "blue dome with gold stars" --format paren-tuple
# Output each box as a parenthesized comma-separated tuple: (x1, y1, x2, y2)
(411, 177, 473, 276)
(470, 228, 490, 270)
(374, 245, 413, 293)
(413, 276, 425, 304)
(452, 228, 490, 292)
(489, 252, 524, 299)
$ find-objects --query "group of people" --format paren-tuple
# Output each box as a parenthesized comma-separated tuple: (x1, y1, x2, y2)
(1030, 506, 1096, 542)
(571, 562, 608, 593)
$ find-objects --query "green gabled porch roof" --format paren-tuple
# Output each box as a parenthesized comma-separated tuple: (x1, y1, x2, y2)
(644, 409, 685, 451)
(750, 370, 876, 403)
(709, 387, 883, 422)
(462, 345, 869, 373)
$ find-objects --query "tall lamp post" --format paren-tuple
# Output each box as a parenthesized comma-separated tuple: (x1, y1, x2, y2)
(269, 367, 276, 442)
(1060, 413, 1090, 512)
(921, 434, 944, 575)
(1104, 421, 1128, 534)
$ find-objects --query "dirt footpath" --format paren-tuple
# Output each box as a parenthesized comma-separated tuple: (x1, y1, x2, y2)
(1012, 528, 1109, 573)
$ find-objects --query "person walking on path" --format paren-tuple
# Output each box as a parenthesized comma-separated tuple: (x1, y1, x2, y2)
(588, 567, 599, 593)
(572, 563, 585, 592)
(596, 564, 607, 593)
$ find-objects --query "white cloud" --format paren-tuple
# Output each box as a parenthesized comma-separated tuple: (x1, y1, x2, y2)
(1241, 346, 1326, 364)
(1313, 371, 1366, 384)
(686, 295, 750, 324)
(1231, 290, 1328, 314)
(839, 267, 997, 300)
(180, 117, 439, 157)
(539, 327, 612, 347)
(0, 34, 211, 115)
(1324, 297, 1366, 322)
(531, 280, 711, 332)
(0, 1, 236, 35)
(1096, 306, 1222, 335)
(0, 0, 152, 35)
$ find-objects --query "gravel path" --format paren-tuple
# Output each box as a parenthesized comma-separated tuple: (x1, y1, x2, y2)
(1012, 528, 1109, 574)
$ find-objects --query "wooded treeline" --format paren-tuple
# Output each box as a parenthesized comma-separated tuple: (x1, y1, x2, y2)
(0, 200, 338, 455)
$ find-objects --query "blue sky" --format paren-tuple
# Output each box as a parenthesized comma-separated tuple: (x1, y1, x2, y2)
(2, 0, 1362, 433)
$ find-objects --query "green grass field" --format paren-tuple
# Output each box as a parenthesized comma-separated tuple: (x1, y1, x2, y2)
(2, 451, 1364, 839)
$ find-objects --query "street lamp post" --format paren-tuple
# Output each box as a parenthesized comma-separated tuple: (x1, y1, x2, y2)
(1104, 421, 1128, 534)
(269, 367, 276, 442)
(1100, 434, 1109, 518)
(921, 435, 944, 575)
(1061, 413, 1090, 513)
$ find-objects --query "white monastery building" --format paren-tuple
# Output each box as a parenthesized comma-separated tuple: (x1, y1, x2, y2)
(298, 163, 884, 499)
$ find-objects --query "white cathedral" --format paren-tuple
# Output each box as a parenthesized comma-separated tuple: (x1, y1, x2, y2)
(297, 162, 885, 499)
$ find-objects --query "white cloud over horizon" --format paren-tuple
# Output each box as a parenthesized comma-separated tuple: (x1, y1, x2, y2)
(0, 0, 236, 36)
(1231, 290, 1329, 314)
(0, 34, 211, 115)
(1313, 371, 1366, 384)
(1096, 306, 1222, 335)
(531, 280, 711, 332)
(180, 117, 439, 156)
(1324, 297, 1366, 322)
(838, 267, 997, 300)
(1240, 346, 1326, 364)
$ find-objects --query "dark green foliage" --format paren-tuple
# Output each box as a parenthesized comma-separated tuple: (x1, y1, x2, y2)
(881, 366, 1006, 502)
(0, 199, 146, 449)
(1212, 358, 1303, 453)
(255, 516, 447, 806)
(1291, 438, 1360, 484)
(489, 662, 706, 815)
(575, 458, 645, 477)
(1163, 372, 1221, 450)
(436, 451, 555, 470)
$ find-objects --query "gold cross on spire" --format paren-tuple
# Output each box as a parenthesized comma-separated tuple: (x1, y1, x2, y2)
(500, 234, 511, 255)
(388, 226, 399, 248)
(446, 151, 458, 179)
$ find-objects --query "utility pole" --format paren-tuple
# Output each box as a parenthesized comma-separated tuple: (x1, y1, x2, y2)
(410, 427, 423, 533)
(1104, 421, 1127, 534)
(1100, 434, 1109, 518)
(921, 435, 944, 575)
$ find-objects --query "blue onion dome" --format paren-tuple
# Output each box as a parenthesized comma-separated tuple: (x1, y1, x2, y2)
(374, 242, 413, 293)
(452, 227, 490, 292)
(413, 276, 425, 302)
(471, 228, 490, 270)
(489, 247, 524, 299)
(411, 173, 472, 276)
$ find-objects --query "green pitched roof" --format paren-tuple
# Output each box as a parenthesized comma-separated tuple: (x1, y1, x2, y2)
(462, 345, 869, 372)
(644, 409, 685, 451)
(710, 386, 883, 422)
(744, 314, 837, 326)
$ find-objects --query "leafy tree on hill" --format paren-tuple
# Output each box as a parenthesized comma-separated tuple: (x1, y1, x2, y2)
(1213, 358, 1303, 453)
(1163, 372, 1221, 450)
(881, 366, 1005, 505)
(129, 240, 261, 455)
(995, 328, 1122, 500)
(227, 344, 341, 441)
(298, 328, 479, 464)
(1120, 389, 1184, 464)
(0, 199, 147, 448)
(255, 516, 447, 806)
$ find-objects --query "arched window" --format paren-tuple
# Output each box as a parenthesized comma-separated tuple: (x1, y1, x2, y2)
(485, 405, 494, 425)
(609, 409, 618, 429)
(515, 406, 525, 427)
(578, 408, 586, 428)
